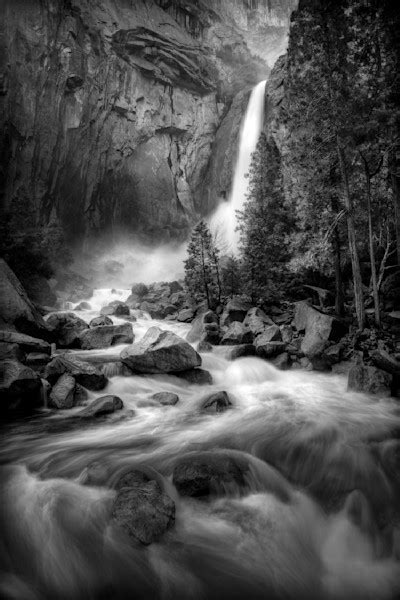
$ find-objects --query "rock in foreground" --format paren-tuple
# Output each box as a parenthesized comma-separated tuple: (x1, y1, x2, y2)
(120, 327, 201, 374)
(151, 392, 179, 406)
(0, 360, 42, 412)
(112, 470, 175, 545)
(79, 323, 134, 350)
(79, 395, 123, 417)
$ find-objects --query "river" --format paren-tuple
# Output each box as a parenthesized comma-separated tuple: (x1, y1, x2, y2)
(1, 299, 400, 600)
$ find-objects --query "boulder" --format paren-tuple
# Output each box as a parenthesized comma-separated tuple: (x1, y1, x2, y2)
(294, 301, 348, 358)
(0, 330, 51, 355)
(114, 303, 130, 316)
(201, 390, 232, 413)
(197, 340, 213, 353)
(370, 349, 400, 375)
(46, 312, 88, 348)
(112, 470, 175, 545)
(243, 307, 274, 337)
(79, 323, 134, 350)
(174, 368, 213, 385)
(0, 360, 42, 412)
(120, 327, 201, 374)
(49, 373, 76, 409)
(151, 392, 179, 406)
(255, 336, 287, 358)
(229, 344, 256, 360)
(172, 451, 248, 497)
(186, 310, 219, 343)
(89, 315, 113, 327)
(0, 259, 51, 339)
(220, 296, 252, 328)
(221, 321, 248, 345)
(177, 308, 195, 322)
(271, 352, 291, 370)
(74, 301, 92, 311)
(169, 292, 186, 307)
(131, 283, 149, 298)
(79, 395, 123, 417)
(26, 352, 52, 366)
(44, 355, 108, 390)
(348, 364, 392, 397)
(139, 301, 164, 319)
(260, 324, 282, 342)
(100, 306, 115, 316)
(0, 342, 25, 362)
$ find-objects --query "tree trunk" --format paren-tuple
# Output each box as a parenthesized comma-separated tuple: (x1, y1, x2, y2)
(330, 197, 344, 317)
(336, 138, 365, 329)
(390, 150, 400, 265)
(363, 160, 380, 327)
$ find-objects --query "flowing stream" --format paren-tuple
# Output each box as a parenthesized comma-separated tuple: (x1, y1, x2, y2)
(211, 80, 267, 251)
(1, 292, 400, 599)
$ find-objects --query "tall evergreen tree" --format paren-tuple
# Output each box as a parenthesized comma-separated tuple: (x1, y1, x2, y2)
(237, 133, 291, 303)
(184, 220, 221, 308)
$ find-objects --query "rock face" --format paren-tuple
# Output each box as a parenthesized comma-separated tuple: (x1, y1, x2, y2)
(121, 326, 201, 373)
(112, 470, 175, 545)
(0, 1, 295, 246)
(0, 260, 50, 339)
(0, 360, 43, 412)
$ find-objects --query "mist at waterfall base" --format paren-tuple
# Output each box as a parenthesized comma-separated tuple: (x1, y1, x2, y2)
(73, 240, 186, 288)
(210, 80, 267, 253)
(1, 303, 400, 599)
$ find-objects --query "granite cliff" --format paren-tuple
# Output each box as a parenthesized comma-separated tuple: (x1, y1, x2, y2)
(0, 0, 296, 247)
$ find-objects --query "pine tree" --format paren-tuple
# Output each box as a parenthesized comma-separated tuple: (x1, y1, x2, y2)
(184, 220, 221, 308)
(237, 133, 291, 303)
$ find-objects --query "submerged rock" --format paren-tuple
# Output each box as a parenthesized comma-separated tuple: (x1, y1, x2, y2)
(172, 451, 248, 498)
(79, 323, 134, 350)
(112, 470, 175, 545)
(46, 312, 88, 348)
(151, 392, 179, 406)
(120, 327, 201, 374)
(79, 395, 123, 417)
(201, 390, 232, 412)
(44, 355, 108, 390)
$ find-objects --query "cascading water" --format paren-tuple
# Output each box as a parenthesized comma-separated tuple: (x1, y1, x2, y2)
(1, 298, 400, 599)
(211, 80, 267, 252)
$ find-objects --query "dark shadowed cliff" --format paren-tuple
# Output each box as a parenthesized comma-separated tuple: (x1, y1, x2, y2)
(0, 0, 296, 247)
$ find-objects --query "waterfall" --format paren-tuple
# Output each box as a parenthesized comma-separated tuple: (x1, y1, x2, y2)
(211, 80, 267, 252)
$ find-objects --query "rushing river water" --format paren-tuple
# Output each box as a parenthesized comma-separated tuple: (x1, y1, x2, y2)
(1, 300, 400, 600)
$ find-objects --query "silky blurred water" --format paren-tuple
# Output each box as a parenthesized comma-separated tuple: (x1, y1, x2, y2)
(1, 299, 400, 600)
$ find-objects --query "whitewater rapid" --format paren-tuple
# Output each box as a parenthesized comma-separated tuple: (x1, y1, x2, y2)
(1, 297, 400, 599)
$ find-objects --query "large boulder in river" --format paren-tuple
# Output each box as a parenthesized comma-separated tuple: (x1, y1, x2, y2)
(79, 323, 134, 350)
(121, 327, 201, 374)
(348, 364, 392, 397)
(49, 373, 76, 409)
(79, 395, 123, 417)
(294, 301, 348, 358)
(172, 451, 248, 498)
(46, 312, 88, 348)
(151, 392, 179, 406)
(174, 368, 213, 385)
(112, 470, 175, 545)
(0, 360, 42, 412)
(89, 315, 113, 328)
(221, 321, 252, 345)
(44, 355, 108, 390)
(0, 259, 51, 339)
